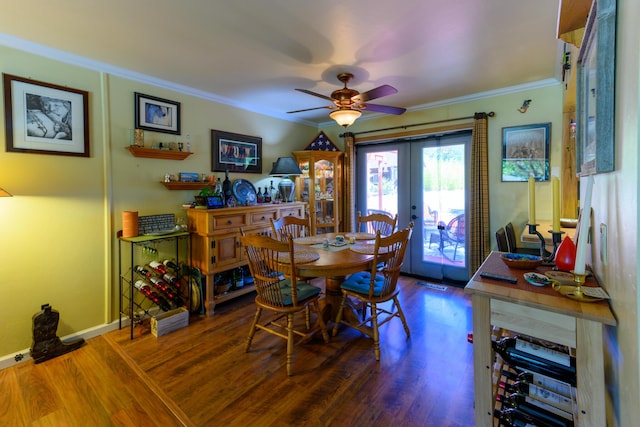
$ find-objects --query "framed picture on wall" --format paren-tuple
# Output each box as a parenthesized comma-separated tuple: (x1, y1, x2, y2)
(134, 92, 181, 135)
(211, 130, 262, 173)
(3, 73, 90, 157)
(501, 123, 551, 182)
(576, 0, 616, 175)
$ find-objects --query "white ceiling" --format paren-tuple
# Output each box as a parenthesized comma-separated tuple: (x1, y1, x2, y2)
(1, 0, 563, 127)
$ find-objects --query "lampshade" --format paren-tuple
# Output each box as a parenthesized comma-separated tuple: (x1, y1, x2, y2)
(0, 187, 12, 197)
(270, 157, 302, 203)
(330, 109, 362, 127)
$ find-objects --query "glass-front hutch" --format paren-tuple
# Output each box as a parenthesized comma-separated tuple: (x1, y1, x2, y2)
(293, 150, 343, 235)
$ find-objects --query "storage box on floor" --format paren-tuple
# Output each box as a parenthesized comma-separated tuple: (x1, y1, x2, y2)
(151, 307, 189, 337)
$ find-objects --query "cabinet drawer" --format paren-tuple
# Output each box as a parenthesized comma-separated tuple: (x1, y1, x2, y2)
(250, 209, 277, 226)
(279, 206, 303, 218)
(211, 213, 247, 231)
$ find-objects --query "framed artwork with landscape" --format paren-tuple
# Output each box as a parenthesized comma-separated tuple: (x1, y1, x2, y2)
(134, 92, 181, 135)
(211, 129, 262, 173)
(501, 123, 551, 182)
(3, 73, 90, 157)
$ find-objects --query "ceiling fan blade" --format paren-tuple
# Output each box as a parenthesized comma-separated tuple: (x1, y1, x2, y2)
(352, 84, 398, 103)
(295, 88, 334, 101)
(287, 106, 332, 114)
(362, 103, 406, 115)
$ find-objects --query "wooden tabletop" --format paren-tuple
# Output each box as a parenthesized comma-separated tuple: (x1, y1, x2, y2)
(464, 251, 616, 326)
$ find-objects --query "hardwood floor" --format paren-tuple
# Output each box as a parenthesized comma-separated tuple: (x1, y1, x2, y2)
(0, 276, 476, 427)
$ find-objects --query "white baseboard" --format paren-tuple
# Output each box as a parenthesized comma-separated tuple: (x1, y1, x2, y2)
(0, 319, 124, 371)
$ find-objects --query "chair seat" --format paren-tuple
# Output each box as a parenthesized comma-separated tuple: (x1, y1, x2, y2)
(279, 280, 322, 305)
(341, 271, 384, 297)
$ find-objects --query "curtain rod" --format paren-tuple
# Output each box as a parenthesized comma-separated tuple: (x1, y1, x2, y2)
(340, 111, 495, 138)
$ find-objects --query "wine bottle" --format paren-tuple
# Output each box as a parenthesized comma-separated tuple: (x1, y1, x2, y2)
(502, 369, 573, 399)
(162, 271, 182, 289)
(498, 392, 574, 425)
(497, 393, 574, 427)
(256, 187, 264, 203)
(162, 259, 179, 272)
(222, 169, 232, 203)
(493, 407, 540, 427)
(135, 267, 183, 306)
(133, 280, 171, 311)
(493, 337, 576, 386)
(148, 260, 167, 275)
(263, 186, 271, 203)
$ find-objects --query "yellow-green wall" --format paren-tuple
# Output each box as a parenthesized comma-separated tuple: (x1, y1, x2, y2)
(0, 45, 317, 357)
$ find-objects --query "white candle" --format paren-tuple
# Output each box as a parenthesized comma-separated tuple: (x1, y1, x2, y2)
(528, 176, 536, 224)
(552, 177, 560, 232)
(574, 175, 594, 275)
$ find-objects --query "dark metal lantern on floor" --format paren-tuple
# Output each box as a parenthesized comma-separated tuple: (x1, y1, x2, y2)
(31, 303, 85, 363)
(270, 156, 302, 203)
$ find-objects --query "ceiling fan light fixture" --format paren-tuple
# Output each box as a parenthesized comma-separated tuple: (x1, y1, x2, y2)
(330, 109, 361, 127)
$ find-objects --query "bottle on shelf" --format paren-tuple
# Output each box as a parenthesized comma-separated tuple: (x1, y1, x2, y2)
(215, 177, 223, 195)
(263, 186, 271, 203)
(492, 336, 576, 386)
(222, 169, 232, 204)
(234, 267, 244, 289)
(494, 406, 564, 427)
(148, 260, 167, 275)
(162, 259, 179, 272)
(256, 187, 264, 203)
(497, 392, 574, 425)
(501, 369, 573, 399)
(133, 280, 171, 311)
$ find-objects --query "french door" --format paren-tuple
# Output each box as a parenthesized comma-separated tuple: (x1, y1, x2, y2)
(355, 131, 471, 282)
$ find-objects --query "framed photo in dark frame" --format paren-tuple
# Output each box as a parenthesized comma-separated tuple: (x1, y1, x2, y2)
(501, 123, 551, 182)
(3, 73, 90, 157)
(576, 0, 616, 175)
(211, 129, 262, 173)
(134, 92, 181, 135)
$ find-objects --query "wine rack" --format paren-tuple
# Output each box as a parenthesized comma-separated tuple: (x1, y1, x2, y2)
(465, 251, 616, 427)
(117, 230, 190, 339)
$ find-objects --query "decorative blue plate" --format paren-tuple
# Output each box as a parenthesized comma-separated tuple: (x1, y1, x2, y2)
(232, 179, 257, 204)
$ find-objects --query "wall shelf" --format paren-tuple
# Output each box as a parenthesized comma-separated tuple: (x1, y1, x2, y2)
(127, 146, 193, 160)
(162, 182, 212, 190)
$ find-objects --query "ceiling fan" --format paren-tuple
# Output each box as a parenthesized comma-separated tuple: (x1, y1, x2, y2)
(287, 73, 406, 127)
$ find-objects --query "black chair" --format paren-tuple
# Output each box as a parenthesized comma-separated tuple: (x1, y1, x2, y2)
(504, 222, 546, 256)
(495, 227, 509, 252)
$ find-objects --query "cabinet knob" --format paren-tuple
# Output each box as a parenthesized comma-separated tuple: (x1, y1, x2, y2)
(227, 220, 232, 224)
(261, 216, 265, 220)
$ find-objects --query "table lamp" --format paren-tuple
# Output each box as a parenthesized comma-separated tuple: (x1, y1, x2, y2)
(269, 157, 302, 202)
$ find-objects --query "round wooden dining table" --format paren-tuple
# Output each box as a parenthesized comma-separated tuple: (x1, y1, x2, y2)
(285, 232, 379, 321)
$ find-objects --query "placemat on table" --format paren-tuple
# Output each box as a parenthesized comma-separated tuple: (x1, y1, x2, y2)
(277, 250, 320, 264)
(293, 236, 326, 245)
(310, 243, 352, 252)
(349, 244, 389, 254)
(345, 232, 376, 240)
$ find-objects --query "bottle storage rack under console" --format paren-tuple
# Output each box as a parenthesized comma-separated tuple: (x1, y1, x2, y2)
(117, 230, 190, 339)
(465, 251, 616, 427)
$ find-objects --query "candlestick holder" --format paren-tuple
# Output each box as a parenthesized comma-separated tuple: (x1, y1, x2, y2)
(526, 223, 564, 266)
(552, 270, 603, 302)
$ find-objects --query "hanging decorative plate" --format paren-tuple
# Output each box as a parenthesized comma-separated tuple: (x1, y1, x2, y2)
(232, 179, 257, 204)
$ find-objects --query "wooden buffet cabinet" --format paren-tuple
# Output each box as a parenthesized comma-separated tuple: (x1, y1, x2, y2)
(293, 150, 343, 235)
(465, 252, 616, 426)
(187, 202, 306, 315)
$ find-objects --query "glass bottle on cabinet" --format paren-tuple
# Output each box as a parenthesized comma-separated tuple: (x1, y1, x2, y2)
(293, 150, 343, 235)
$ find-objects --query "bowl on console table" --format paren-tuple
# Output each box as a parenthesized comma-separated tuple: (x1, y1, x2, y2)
(500, 253, 543, 270)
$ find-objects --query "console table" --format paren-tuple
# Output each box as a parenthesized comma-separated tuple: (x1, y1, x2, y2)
(464, 251, 616, 426)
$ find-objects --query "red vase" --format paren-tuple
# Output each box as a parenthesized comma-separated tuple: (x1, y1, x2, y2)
(555, 236, 577, 272)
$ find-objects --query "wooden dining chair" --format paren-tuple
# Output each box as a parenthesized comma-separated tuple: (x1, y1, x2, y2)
(240, 233, 329, 376)
(356, 210, 398, 236)
(270, 215, 311, 241)
(332, 222, 414, 361)
(504, 222, 548, 256)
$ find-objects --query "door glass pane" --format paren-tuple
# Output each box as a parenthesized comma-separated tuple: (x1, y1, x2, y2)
(422, 144, 466, 267)
(364, 151, 398, 217)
